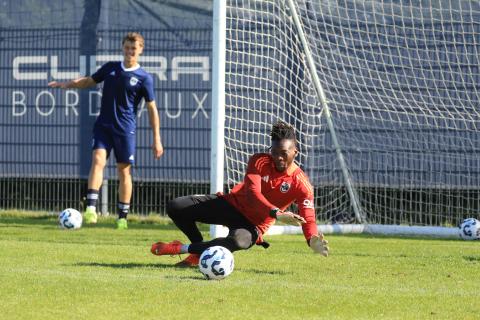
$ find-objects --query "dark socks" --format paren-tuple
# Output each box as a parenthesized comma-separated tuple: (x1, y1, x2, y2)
(86, 189, 99, 208)
(117, 202, 130, 219)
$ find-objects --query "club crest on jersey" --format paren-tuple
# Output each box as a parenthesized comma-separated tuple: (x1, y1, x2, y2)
(129, 77, 139, 86)
(280, 181, 291, 193)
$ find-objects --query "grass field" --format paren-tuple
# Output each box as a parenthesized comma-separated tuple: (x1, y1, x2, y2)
(0, 212, 479, 320)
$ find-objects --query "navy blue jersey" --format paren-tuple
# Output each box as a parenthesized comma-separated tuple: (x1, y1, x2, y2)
(91, 61, 155, 136)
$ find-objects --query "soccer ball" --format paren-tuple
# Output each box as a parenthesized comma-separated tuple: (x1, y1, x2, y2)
(58, 208, 83, 230)
(459, 218, 480, 240)
(199, 246, 234, 280)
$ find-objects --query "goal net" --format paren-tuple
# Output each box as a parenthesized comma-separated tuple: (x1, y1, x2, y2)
(219, 0, 480, 236)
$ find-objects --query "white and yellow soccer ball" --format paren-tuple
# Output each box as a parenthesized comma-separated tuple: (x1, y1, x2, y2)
(199, 246, 234, 280)
(459, 218, 480, 240)
(58, 208, 83, 230)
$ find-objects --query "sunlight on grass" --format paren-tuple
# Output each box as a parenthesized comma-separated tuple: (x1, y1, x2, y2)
(0, 215, 479, 320)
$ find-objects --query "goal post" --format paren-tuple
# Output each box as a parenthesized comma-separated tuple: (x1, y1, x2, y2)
(211, 0, 480, 238)
(210, 0, 229, 238)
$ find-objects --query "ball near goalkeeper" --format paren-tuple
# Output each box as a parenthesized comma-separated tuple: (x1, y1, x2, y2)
(151, 121, 329, 267)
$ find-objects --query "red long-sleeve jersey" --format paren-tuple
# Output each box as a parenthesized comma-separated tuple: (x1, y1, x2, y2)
(222, 153, 318, 242)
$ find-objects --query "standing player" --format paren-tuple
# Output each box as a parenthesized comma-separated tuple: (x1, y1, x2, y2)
(48, 32, 163, 229)
(151, 121, 328, 267)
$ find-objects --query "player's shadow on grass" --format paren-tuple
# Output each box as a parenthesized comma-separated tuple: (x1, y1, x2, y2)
(73, 262, 206, 280)
(463, 255, 480, 262)
(72, 262, 292, 279)
(164, 275, 206, 281)
(74, 261, 181, 269)
(73, 262, 291, 276)
(237, 268, 293, 276)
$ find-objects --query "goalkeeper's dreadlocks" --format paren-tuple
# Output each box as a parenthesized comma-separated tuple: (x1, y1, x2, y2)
(270, 121, 297, 144)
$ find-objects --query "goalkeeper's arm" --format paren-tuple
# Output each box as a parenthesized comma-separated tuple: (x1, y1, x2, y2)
(294, 195, 329, 256)
(269, 208, 306, 226)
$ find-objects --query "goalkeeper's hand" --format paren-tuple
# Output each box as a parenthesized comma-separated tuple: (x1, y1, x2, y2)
(309, 234, 329, 257)
(276, 211, 306, 226)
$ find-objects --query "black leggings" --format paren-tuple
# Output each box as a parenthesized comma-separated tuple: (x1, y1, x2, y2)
(166, 194, 258, 254)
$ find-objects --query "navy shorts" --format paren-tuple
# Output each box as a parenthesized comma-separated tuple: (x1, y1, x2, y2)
(92, 126, 135, 164)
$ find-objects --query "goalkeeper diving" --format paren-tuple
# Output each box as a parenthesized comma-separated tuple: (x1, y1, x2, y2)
(151, 121, 329, 267)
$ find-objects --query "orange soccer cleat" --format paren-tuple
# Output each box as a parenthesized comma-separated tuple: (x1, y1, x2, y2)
(150, 240, 183, 256)
(175, 254, 200, 268)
